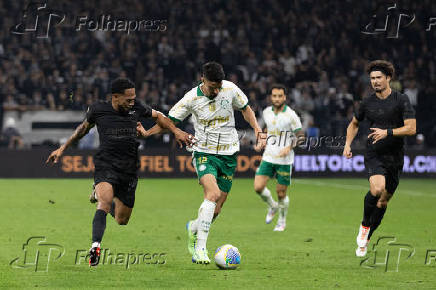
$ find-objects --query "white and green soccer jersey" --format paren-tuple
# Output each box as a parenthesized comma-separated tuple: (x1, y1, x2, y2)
(262, 105, 302, 165)
(168, 80, 249, 155)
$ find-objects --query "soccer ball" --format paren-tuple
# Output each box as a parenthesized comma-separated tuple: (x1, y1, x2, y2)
(214, 244, 241, 269)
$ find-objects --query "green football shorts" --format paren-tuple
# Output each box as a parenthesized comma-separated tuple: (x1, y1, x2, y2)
(192, 151, 237, 193)
(255, 160, 292, 185)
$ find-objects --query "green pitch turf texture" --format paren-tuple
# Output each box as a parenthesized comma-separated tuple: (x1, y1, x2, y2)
(1, 178, 435, 289)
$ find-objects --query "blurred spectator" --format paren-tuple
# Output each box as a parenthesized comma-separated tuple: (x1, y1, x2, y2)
(0, 117, 24, 149)
(411, 133, 426, 150)
(57, 91, 71, 110)
(0, 0, 434, 147)
(404, 80, 418, 107)
(29, 91, 46, 110)
(3, 94, 20, 111)
(46, 93, 57, 110)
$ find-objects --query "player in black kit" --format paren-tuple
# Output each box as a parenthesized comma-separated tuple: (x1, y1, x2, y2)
(46, 78, 194, 266)
(343, 60, 416, 257)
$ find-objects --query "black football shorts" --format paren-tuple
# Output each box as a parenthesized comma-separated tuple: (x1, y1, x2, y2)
(94, 167, 138, 208)
(364, 151, 403, 194)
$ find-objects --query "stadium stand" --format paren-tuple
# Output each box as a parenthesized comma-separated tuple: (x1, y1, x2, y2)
(1, 0, 435, 148)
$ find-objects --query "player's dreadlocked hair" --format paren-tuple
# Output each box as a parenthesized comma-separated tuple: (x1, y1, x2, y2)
(202, 62, 225, 82)
(366, 60, 395, 79)
(111, 77, 135, 94)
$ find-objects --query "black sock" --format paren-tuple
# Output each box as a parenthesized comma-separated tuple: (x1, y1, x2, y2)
(368, 206, 387, 240)
(92, 209, 107, 243)
(109, 202, 115, 218)
(362, 191, 378, 227)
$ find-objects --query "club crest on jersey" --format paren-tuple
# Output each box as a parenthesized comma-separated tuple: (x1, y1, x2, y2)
(209, 103, 216, 111)
(128, 110, 135, 115)
(220, 99, 231, 110)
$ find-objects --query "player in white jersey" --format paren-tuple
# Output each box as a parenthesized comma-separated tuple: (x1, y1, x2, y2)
(254, 84, 303, 231)
(137, 62, 263, 264)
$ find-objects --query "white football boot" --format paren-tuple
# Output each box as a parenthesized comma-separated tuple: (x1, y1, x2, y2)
(355, 224, 370, 257)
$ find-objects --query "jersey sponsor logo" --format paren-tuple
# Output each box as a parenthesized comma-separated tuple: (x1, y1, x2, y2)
(200, 143, 231, 152)
(198, 116, 230, 126)
(104, 127, 137, 138)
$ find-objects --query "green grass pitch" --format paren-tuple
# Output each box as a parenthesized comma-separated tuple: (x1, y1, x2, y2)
(1, 178, 435, 289)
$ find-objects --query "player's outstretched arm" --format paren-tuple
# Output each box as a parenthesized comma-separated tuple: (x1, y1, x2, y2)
(343, 117, 359, 159)
(137, 123, 165, 138)
(46, 120, 94, 164)
(241, 105, 265, 149)
(137, 110, 195, 148)
(136, 110, 175, 138)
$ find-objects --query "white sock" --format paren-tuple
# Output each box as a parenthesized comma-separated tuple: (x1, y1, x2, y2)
(195, 199, 216, 250)
(260, 187, 277, 208)
(91, 242, 100, 248)
(191, 218, 199, 233)
(278, 195, 290, 222)
(191, 212, 218, 234)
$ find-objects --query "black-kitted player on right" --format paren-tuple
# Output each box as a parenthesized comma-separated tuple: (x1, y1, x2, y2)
(343, 60, 416, 257)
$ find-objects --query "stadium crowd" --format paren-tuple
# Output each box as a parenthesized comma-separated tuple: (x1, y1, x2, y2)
(1, 0, 435, 148)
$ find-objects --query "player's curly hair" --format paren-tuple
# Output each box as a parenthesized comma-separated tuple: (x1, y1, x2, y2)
(111, 77, 135, 94)
(202, 62, 225, 82)
(366, 60, 395, 79)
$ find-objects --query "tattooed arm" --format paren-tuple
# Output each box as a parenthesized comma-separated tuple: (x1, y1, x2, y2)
(46, 120, 94, 164)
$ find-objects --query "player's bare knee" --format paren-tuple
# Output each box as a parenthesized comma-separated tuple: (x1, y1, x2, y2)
(254, 184, 264, 194)
(97, 201, 111, 213)
(116, 216, 129, 225)
(370, 186, 384, 197)
(206, 190, 220, 202)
